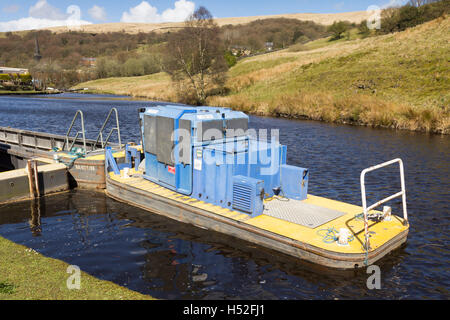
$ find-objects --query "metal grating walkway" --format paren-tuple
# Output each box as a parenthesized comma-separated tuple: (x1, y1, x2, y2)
(263, 198, 345, 229)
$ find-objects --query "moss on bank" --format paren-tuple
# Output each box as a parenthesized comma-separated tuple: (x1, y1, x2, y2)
(0, 236, 154, 300)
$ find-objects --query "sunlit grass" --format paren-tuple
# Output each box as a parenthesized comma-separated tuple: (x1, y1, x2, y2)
(0, 236, 154, 300)
(73, 16, 450, 134)
(0, 281, 15, 295)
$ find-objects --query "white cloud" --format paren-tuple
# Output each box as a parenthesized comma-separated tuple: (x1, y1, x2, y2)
(121, 0, 195, 23)
(29, 0, 67, 20)
(88, 5, 107, 21)
(0, 1, 91, 32)
(161, 0, 195, 22)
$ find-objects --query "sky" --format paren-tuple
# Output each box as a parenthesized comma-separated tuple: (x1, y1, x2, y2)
(0, 0, 410, 32)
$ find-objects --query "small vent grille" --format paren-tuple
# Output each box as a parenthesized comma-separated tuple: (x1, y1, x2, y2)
(232, 182, 253, 213)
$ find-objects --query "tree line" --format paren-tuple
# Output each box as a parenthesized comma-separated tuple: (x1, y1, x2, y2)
(0, 15, 329, 91)
(327, 0, 449, 40)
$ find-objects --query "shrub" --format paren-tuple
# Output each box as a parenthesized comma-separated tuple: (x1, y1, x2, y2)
(19, 74, 32, 85)
(327, 21, 351, 40)
(358, 20, 371, 37)
(224, 51, 237, 68)
(221, 18, 327, 52)
(379, 0, 450, 34)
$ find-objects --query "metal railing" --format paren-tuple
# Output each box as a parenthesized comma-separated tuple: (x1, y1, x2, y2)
(0, 126, 115, 151)
(92, 108, 122, 151)
(360, 158, 408, 250)
(63, 110, 86, 154)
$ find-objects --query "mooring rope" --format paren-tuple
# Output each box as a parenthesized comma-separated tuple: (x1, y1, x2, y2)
(316, 227, 355, 244)
(53, 147, 85, 168)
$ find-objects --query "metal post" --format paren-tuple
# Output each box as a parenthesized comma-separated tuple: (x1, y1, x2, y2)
(64, 110, 86, 154)
(360, 173, 370, 250)
(93, 108, 122, 151)
(115, 108, 121, 148)
(399, 159, 408, 224)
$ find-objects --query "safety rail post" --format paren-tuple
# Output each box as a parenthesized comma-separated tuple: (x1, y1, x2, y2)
(63, 110, 86, 154)
(360, 158, 408, 251)
(93, 108, 122, 151)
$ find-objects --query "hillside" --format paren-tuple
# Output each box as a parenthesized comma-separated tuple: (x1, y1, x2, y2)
(35, 11, 368, 34)
(74, 16, 450, 134)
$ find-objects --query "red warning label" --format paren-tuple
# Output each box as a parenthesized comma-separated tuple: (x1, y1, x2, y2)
(168, 166, 176, 174)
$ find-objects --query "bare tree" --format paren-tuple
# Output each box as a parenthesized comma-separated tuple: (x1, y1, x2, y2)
(163, 7, 228, 105)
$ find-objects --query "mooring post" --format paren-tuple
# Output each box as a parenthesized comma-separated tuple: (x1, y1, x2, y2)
(27, 159, 40, 199)
(33, 160, 40, 198)
(27, 160, 36, 199)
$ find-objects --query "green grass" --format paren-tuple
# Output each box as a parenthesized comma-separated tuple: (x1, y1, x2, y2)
(72, 17, 450, 134)
(0, 236, 154, 300)
(211, 17, 450, 133)
(0, 281, 15, 295)
(303, 27, 370, 50)
(230, 56, 298, 77)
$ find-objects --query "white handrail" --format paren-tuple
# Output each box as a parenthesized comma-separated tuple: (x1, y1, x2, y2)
(63, 110, 86, 154)
(93, 108, 122, 151)
(360, 158, 408, 250)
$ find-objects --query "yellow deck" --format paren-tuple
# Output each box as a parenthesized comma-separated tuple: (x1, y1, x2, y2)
(109, 169, 408, 255)
(52, 145, 141, 161)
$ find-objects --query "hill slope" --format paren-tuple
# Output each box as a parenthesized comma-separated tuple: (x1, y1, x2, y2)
(36, 11, 368, 34)
(74, 16, 450, 134)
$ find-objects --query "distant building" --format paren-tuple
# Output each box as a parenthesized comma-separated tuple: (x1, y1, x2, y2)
(265, 42, 274, 51)
(81, 57, 97, 67)
(230, 45, 252, 57)
(0, 67, 29, 75)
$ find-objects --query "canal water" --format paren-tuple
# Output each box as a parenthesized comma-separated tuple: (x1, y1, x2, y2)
(0, 94, 448, 299)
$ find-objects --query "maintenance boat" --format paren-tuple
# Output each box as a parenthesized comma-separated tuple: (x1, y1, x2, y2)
(105, 105, 409, 269)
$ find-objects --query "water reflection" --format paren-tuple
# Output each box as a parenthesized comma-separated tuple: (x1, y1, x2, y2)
(29, 199, 42, 237)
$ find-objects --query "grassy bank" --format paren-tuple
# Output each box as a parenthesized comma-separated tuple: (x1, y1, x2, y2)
(0, 236, 153, 300)
(73, 16, 450, 134)
(74, 73, 175, 101)
(0, 90, 55, 95)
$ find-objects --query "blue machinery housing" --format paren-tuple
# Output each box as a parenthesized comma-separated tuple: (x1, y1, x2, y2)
(108, 105, 309, 218)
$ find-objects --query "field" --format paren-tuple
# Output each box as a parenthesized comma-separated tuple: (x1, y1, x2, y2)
(74, 16, 450, 134)
(39, 11, 368, 34)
